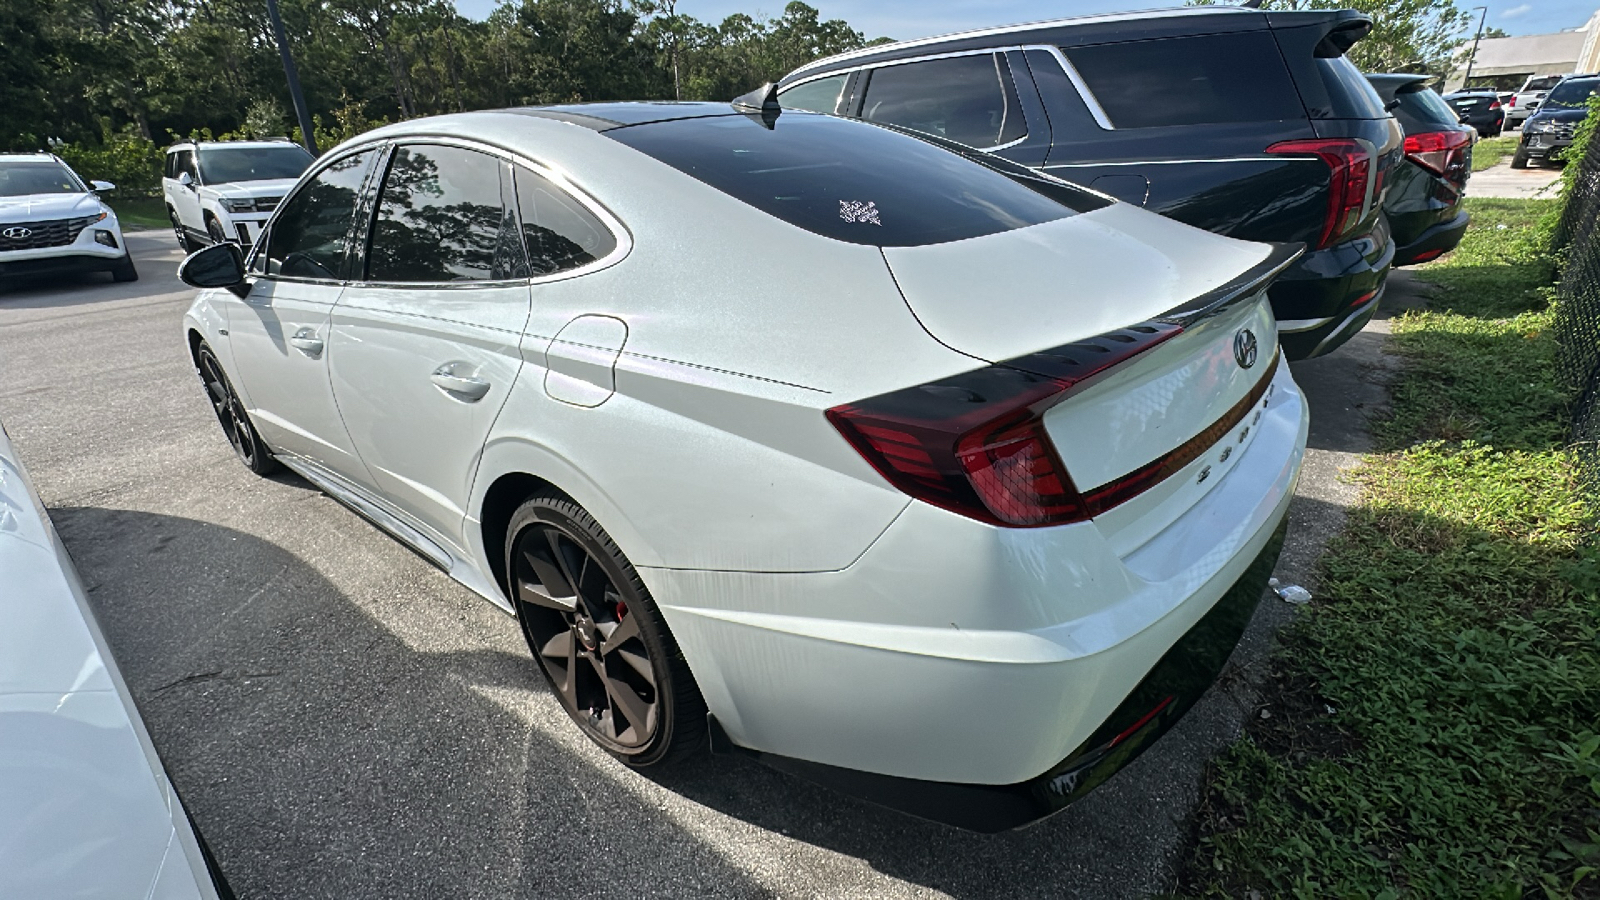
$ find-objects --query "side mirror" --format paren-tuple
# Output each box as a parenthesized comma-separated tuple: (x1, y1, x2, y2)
(89, 180, 116, 192)
(178, 242, 245, 289)
(177, 171, 195, 188)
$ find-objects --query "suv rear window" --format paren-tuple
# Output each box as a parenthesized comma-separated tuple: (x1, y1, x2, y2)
(607, 112, 1082, 247)
(1394, 88, 1462, 132)
(1062, 32, 1304, 128)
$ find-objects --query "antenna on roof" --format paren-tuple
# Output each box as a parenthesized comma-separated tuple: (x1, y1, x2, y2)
(732, 83, 781, 129)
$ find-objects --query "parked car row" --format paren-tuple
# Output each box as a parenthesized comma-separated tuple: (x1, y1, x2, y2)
(10, 7, 1583, 878)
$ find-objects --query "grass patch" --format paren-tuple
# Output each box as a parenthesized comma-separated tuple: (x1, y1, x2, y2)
(107, 193, 168, 230)
(1474, 135, 1520, 172)
(1180, 197, 1600, 897)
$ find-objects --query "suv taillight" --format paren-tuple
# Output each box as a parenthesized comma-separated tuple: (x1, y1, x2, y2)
(827, 325, 1181, 527)
(1266, 139, 1373, 250)
(1403, 130, 1474, 176)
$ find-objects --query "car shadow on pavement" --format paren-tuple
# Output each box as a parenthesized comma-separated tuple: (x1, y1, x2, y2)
(50, 506, 777, 900)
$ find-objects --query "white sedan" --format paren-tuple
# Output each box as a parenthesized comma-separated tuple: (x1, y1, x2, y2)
(177, 100, 1308, 831)
(0, 422, 227, 898)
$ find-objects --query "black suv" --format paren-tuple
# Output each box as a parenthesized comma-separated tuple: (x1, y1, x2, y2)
(1514, 75, 1600, 169)
(774, 7, 1401, 360)
(1367, 75, 1474, 266)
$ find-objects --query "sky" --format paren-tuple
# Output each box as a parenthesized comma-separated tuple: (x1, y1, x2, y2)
(449, 1, 1600, 42)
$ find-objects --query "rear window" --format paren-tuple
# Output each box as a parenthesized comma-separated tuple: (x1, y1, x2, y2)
(606, 112, 1081, 247)
(1394, 88, 1462, 132)
(1526, 76, 1563, 92)
(1063, 32, 1304, 128)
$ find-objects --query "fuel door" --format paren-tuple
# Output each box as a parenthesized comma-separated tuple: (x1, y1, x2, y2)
(544, 314, 628, 407)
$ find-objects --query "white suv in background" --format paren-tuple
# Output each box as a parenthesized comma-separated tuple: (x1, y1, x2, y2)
(162, 140, 314, 252)
(0, 153, 136, 289)
(1509, 74, 1566, 128)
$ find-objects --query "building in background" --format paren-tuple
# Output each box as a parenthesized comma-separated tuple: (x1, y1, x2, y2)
(1446, 8, 1600, 91)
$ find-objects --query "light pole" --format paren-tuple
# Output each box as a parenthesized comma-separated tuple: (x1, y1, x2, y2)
(1462, 5, 1489, 89)
(266, 0, 319, 155)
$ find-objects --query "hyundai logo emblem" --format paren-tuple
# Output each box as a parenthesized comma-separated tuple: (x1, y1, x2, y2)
(1, 226, 32, 239)
(1233, 329, 1259, 369)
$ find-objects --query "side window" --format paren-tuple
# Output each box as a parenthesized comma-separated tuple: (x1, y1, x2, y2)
(264, 148, 377, 280)
(177, 150, 199, 181)
(366, 144, 515, 283)
(163, 153, 176, 179)
(1063, 33, 1303, 129)
(779, 74, 849, 115)
(514, 166, 616, 277)
(859, 53, 1027, 149)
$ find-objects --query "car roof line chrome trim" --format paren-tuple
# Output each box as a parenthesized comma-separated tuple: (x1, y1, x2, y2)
(1030, 46, 1115, 132)
(1043, 156, 1295, 168)
(787, 7, 1246, 79)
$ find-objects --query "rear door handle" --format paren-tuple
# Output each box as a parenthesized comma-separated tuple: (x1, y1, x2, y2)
(288, 327, 324, 357)
(430, 363, 491, 401)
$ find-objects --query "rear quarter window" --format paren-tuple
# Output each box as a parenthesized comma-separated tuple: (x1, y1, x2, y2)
(1311, 56, 1388, 119)
(1063, 31, 1304, 128)
(606, 112, 1089, 247)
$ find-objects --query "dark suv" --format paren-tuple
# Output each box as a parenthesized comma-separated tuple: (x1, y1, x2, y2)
(774, 7, 1401, 359)
(1514, 75, 1600, 168)
(1366, 75, 1474, 266)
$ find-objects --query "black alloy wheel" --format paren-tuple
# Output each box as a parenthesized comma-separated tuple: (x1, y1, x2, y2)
(195, 343, 278, 476)
(505, 494, 705, 766)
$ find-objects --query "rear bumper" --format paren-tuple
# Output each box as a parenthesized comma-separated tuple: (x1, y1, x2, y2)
(1269, 217, 1393, 360)
(650, 357, 1307, 828)
(717, 516, 1287, 832)
(1393, 209, 1470, 267)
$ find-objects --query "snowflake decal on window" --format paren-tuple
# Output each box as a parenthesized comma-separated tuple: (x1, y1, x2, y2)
(839, 200, 882, 226)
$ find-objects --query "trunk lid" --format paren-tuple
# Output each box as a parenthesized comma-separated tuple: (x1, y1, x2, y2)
(880, 204, 1295, 549)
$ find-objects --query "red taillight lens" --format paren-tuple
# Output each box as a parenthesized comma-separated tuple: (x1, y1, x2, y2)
(1266, 138, 1372, 250)
(1489, 100, 1502, 110)
(1403, 130, 1474, 176)
(827, 324, 1181, 527)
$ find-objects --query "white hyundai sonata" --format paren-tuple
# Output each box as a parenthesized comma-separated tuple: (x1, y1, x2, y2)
(178, 100, 1308, 831)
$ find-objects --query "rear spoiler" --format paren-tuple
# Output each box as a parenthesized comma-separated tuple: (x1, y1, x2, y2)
(1155, 242, 1304, 327)
(1263, 8, 1373, 56)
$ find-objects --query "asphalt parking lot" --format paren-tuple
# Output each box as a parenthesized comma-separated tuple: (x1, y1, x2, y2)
(0, 230, 1407, 898)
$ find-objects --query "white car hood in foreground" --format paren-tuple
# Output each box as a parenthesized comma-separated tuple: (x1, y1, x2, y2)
(881, 202, 1273, 362)
(0, 427, 218, 900)
(203, 177, 299, 199)
(0, 192, 105, 222)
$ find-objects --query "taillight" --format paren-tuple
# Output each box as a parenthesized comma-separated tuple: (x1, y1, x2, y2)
(1266, 138, 1372, 250)
(1508, 97, 1518, 107)
(1489, 100, 1502, 110)
(1403, 130, 1473, 175)
(827, 324, 1181, 527)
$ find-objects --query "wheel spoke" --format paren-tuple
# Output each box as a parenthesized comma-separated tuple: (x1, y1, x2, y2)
(611, 648, 655, 686)
(598, 613, 640, 656)
(542, 629, 578, 708)
(603, 672, 654, 738)
(517, 533, 578, 612)
(516, 570, 576, 613)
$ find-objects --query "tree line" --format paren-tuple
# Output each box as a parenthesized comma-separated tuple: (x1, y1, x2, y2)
(0, 0, 880, 160)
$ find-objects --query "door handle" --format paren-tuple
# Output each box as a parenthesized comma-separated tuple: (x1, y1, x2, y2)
(430, 363, 491, 401)
(288, 327, 324, 357)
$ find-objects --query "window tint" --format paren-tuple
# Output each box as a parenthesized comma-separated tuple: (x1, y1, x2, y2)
(0, 161, 81, 197)
(1064, 32, 1303, 128)
(197, 145, 314, 184)
(607, 112, 1080, 247)
(367, 144, 517, 283)
(1526, 76, 1563, 92)
(1394, 88, 1462, 132)
(780, 74, 849, 114)
(514, 167, 615, 276)
(264, 148, 376, 280)
(1312, 57, 1388, 119)
(164, 153, 176, 179)
(176, 150, 199, 180)
(1544, 78, 1600, 110)
(860, 54, 1027, 148)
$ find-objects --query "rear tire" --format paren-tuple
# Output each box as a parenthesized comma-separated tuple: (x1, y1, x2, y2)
(505, 492, 706, 768)
(195, 342, 279, 476)
(1511, 146, 1531, 169)
(111, 253, 138, 282)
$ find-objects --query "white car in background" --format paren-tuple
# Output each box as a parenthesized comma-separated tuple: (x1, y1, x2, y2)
(0, 422, 228, 899)
(0, 153, 137, 288)
(178, 102, 1308, 831)
(163, 140, 314, 252)
(1508, 74, 1566, 127)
